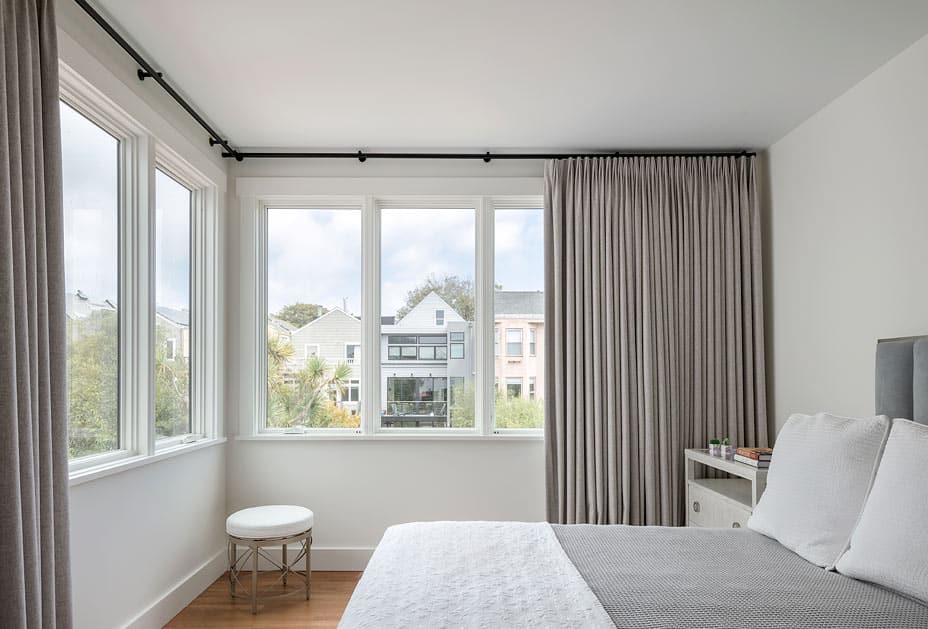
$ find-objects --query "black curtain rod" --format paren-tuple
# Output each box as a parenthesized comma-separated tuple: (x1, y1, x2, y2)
(73, 0, 242, 160)
(223, 150, 755, 162)
(74, 0, 755, 164)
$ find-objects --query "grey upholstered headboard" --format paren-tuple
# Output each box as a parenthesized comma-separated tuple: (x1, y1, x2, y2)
(875, 336, 928, 425)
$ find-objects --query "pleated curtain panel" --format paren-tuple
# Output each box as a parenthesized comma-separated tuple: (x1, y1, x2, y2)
(1, 0, 73, 626)
(544, 156, 768, 526)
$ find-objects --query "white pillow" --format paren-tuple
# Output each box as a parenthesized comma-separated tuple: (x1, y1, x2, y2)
(835, 419, 928, 604)
(747, 412, 890, 568)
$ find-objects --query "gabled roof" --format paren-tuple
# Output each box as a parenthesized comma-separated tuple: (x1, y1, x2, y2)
(395, 291, 463, 327)
(494, 290, 544, 317)
(156, 306, 189, 327)
(289, 306, 360, 335)
(65, 291, 117, 320)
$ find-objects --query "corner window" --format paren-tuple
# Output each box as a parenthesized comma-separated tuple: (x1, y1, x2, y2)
(380, 208, 475, 430)
(265, 208, 362, 430)
(494, 207, 544, 430)
(61, 101, 120, 459)
(154, 169, 192, 440)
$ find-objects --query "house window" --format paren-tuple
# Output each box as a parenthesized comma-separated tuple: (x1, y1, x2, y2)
(165, 338, 177, 361)
(344, 379, 360, 403)
(266, 208, 362, 430)
(384, 377, 449, 427)
(61, 100, 120, 459)
(386, 334, 448, 361)
(154, 169, 192, 440)
(381, 208, 474, 429)
(450, 342, 464, 359)
(494, 327, 500, 356)
(495, 207, 545, 430)
(506, 328, 523, 356)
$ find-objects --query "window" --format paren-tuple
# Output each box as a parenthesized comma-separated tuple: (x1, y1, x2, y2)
(154, 169, 192, 440)
(61, 65, 221, 474)
(266, 208, 361, 430)
(384, 377, 449, 427)
(255, 196, 543, 436)
(495, 207, 544, 430)
(381, 208, 475, 429)
(61, 101, 120, 459)
(506, 328, 523, 356)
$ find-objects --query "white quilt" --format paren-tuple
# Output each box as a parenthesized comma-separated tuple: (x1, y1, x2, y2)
(339, 521, 613, 629)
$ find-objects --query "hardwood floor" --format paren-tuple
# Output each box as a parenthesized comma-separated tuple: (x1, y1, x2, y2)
(166, 571, 362, 628)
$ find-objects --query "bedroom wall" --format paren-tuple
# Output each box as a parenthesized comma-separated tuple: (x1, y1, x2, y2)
(57, 2, 230, 627)
(766, 34, 928, 435)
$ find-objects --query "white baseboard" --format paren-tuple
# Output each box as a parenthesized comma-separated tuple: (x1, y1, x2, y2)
(238, 545, 375, 572)
(125, 548, 227, 629)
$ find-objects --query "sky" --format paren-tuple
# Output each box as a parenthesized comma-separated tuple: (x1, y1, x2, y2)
(266, 207, 544, 320)
(61, 102, 191, 311)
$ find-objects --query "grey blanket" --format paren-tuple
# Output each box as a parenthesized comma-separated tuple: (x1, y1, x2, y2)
(554, 524, 928, 629)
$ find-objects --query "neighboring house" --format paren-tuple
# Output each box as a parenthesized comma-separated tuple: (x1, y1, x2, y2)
(380, 291, 475, 427)
(493, 290, 544, 402)
(288, 307, 362, 414)
(267, 316, 295, 345)
(156, 306, 190, 362)
(65, 290, 117, 344)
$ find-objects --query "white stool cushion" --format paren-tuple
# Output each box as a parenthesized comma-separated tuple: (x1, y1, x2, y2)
(226, 505, 314, 539)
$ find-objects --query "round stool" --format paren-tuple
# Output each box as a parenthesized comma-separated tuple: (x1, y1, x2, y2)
(226, 505, 314, 614)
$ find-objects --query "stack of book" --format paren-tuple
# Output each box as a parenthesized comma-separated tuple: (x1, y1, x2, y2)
(734, 447, 773, 468)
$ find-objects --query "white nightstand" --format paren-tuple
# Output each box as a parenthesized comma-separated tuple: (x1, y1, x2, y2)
(684, 449, 768, 529)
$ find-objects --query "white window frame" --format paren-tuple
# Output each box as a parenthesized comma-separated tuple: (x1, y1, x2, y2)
(62, 63, 222, 478)
(345, 342, 360, 364)
(529, 327, 537, 356)
(248, 191, 543, 439)
(304, 343, 320, 359)
(505, 328, 523, 356)
(152, 147, 219, 450)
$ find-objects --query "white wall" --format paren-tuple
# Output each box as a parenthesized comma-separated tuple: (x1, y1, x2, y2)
(766, 34, 928, 434)
(57, 2, 230, 627)
(228, 439, 545, 568)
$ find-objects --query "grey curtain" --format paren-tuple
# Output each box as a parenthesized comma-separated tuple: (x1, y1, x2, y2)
(544, 156, 767, 526)
(1, 1, 72, 626)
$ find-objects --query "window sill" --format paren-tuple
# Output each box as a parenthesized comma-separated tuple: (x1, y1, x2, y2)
(235, 432, 544, 442)
(68, 437, 226, 487)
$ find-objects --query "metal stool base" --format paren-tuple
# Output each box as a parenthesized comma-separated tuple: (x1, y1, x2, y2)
(228, 528, 312, 614)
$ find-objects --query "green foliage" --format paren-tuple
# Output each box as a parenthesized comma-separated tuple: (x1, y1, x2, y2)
(154, 323, 190, 439)
(266, 341, 359, 429)
(448, 381, 544, 429)
(494, 392, 544, 429)
(395, 274, 475, 322)
(274, 302, 327, 329)
(67, 311, 119, 458)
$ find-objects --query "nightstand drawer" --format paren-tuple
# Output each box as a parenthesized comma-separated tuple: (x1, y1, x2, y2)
(687, 481, 752, 528)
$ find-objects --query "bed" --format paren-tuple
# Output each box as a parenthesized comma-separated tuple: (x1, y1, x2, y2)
(340, 337, 928, 628)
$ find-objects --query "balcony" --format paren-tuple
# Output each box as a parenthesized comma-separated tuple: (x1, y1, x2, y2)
(381, 401, 449, 427)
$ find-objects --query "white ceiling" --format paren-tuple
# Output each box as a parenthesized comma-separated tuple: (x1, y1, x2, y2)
(92, 0, 928, 151)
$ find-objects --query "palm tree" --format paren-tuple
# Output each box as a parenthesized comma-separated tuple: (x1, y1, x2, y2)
(267, 352, 353, 428)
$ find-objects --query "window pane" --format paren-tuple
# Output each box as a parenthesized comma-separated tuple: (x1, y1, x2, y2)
(494, 208, 544, 429)
(61, 101, 120, 458)
(267, 209, 361, 429)
(154, 170, 191, 439)
(381, 208, 475, 429)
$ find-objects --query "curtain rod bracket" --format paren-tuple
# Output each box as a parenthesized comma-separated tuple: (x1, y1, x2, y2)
(357, 151, 367, 163)
(136, 69, 163, 81)
(483, 152, 492, 163)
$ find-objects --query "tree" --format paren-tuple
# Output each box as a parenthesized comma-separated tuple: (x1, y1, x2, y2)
(395, 274, 475, 321)
(67, 310, 119, 457)
(154, 323, 190, 438)
(266, 348, 359, 429)
(275, 302, 327, 328)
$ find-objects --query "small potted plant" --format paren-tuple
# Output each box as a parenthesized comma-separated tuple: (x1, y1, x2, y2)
(720, 437, 734, 460)
(708, 438, 721, 457)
